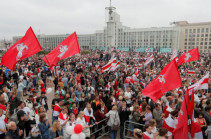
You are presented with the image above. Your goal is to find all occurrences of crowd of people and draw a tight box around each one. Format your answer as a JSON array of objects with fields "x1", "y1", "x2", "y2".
[{"x1": 0, "y1": 50, "x2": 210, "y2": 139}]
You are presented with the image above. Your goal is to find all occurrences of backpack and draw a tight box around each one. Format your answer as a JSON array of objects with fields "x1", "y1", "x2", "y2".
[{"x1": 10, "y1": 109, "x2": 21, "y2": 124}]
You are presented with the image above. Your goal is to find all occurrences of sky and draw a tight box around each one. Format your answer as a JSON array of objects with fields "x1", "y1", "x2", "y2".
[{"x1": 0, "y1": 0, "x2": 211, "y2": 40}]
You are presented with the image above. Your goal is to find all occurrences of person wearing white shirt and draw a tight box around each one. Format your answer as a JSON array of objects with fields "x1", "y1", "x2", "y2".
[
  {"x1": 124, "y1": 87, "x2": 132, "y2": 107},
  {"x1": 0, "y1": 109, "x2": 6, "y2": 138}
]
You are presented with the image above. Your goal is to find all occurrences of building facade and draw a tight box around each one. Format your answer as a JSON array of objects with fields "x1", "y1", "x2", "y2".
[{"x1": 176, "y1": 21, "x2": 211, "y2": 53}]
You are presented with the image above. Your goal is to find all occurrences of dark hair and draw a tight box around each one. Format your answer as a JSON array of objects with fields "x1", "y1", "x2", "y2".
[
  {"x1": 41, "y1": 92, "x2": 45, "y2": 95},
  {"x1": 144, "y1": 124, "x2": 150, "y2": 131},
  {"x1": 171, "y1": 110, "x2": 178, "y2": 117},
  {"x1": 205, "y1": 106, "x2": 211, "y2": 112},
  {"x1": 17, "y1": 101, "x2": 23, "y2": 107},
  {"x1": 96, "y1": 104, "x2": 101, "y2": 110},
  {"x1": 158, "y1": 128, "x2": 168, "y2": 136},
  {"x1": 169, "y1": 101, "x2": 174, "y2": 106}
]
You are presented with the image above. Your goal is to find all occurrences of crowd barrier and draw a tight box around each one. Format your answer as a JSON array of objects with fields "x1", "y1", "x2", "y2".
[
  {"x1": 90, "y1": 118, "x2": 109, "y2": 139},
  {"x1": 124, "y1": 120, "x2": 145, "y2": 139}
]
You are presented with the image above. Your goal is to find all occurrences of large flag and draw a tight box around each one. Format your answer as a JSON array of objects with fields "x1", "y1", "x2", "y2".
[
  {"x1": 1, "y1": 27, "x2": 42, "y2": 70},
  {"x1": 144, "y1": 55, "x2": 154, "y2": 66},
  {"x1": 43, "y1": 32, "x2": 80, "y2": 67},
  {"x1": 178, "y1": 48, "x2": 199, "y2": 66},
  {"x1": 101, "y1": 58, "x2": 116, "y2": 72},
  {"x1": 142, "y1": 59, "x2": 182, "y2": 101},
  {"x1": 173, "y1": 90, "x2": 189, "y2": 139},
  {"x1": 173, "y1": 89, "x2": 195, "y2": 138},
  {"x1": 188, "y1": 72, "x2": 209, "y2": 91}
]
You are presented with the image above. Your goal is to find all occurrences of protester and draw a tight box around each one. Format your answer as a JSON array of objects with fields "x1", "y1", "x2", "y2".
[
  {"x1": 38, "y1": 113, "x2": 50, "y2": 139},
  {"x1": 49, "y1": 120, "x2": 63, "y2": 139},
  {"x1": 106, "y1": 105, "x2": 120, "y2": 139}
]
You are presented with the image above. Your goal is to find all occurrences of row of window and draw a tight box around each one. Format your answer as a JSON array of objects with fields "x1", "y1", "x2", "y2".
[
  {"x1": 185, "y1": 34, "x2": 211, "y2": 38},
  {"x1": 185, "y1": 28, "x2": 211, "y2": 33},
  {"x1": 184, "y1": 46, "x2": 211, "y2": 49},
  {"x1": 184, "y1": 42, "x2": 211, "y2": 45}
]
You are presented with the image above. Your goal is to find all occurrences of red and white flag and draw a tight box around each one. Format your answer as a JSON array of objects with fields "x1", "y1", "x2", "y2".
[
  {"x1": 171, "y1": 50, "x2": 177, "y2": 60},
  {"x1": 144, "y1": 55, "x2": 154, "y2": 66},
  {"x1": 125, "y1": 77, "x2": 135, "y2": 84},
  {"x1": 43, "y1": 32, "x2": 80, "y2": 67},
  {"x1": 188, "y1": 73, "x2": 209, "y2": 91},
  {"x1": 187, "y1": 70, "x2": 195, "y2": 74},
  {"x1": 109, "y1": 61, "x2": 120, "y2": 72},
  {"x1": 178, "y1": 48, "x2": 199, "y2": 66},
  {"x1": 1, "y1": 27, "x2": 42, "y2": 70},
  {"x1": 142, "y1": 59, "x2": 182, "y2": 102},
  {"x1": 101, "y1": 58, "x2": 116, "y2": 72}
]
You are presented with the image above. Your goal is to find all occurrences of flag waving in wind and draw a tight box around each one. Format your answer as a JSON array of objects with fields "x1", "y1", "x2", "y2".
[
  {"x1": 178, "y1": 48, "x2": 199, "y2": 66},
  {"x1": 188, "y1": 72, "x2": 209, "y2": 91},
  {"x1": 142, "y1": 59, "x2": 182, "y2": 102},
  {"x1": 144, "y1": 55, "x2": 154, "y2": 66},
  {"x1": 43, "y1": 32, "x2": 80, "y2": 67},
  {"x1": 1, "y1": 27, "x2": 42, "y2": 70}
]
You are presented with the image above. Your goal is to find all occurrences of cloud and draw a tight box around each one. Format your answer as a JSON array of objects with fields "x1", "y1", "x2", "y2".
[{"x1": 0, "y1": 0, "x2": 211, "y2": 40}]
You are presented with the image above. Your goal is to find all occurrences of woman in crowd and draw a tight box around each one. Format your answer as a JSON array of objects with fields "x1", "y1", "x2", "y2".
[
  {"x1": 196, "y1": 112, "x2": 207, "y2": 136},
  {"x1": 105, "y1": 105, "x2": 120, "y2": 139},
  {"x1": 38, "y1": 113, "x2": 50, "y2": 139},
  {"x1": 49, "y1": 120, "x2": 63, "y2": 139},
  {"x1": 35, "y1": 106, "x2": 48, "y2": 126},
  {"x1": 65, "y1": 113, "x2": 77, "y2": 139},
  {"x1": 133, "y1": 128, "x2": 142, "y2": 139},
  {"x1": 76, "y1": 111, "x2": 91, "y2": 139}
]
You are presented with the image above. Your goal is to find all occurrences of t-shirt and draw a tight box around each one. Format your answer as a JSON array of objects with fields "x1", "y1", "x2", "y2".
[
  {"x1": 0, "y1": 119, "x2": 6, "y2": 134},
  {"x1": 124, "y1": 92, "x2": 132, "y2": 104}
]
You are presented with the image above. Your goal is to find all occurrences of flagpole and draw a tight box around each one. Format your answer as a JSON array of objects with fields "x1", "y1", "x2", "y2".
[
  {"x1": 184, "y1": 88, "x2": 192, "y2": 138},
  {"x1": 44, "y1": 55, "x2": 51, "y2": 68}
]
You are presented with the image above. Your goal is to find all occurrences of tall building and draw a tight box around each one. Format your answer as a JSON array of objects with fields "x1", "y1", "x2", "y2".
[{"x1": 176, "y1": 21, "x2": 211, "y2": 53}]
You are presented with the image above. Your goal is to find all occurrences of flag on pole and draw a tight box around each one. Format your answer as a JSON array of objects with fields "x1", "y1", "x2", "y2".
[
  {"x1": 101, "y1": 58, "x2": 116, "y2": 72},
  {"x1": 1, "y1": 27, "x2": 42, "y2": 70},
  {"x1": 173, "y1": 90, "x2": 190, "y2": 139},
  {"x1": 144, "y1": 55, "x2": 154, "y2": 66},
  {"x1": 109, "y1": 61, "x2": 120, "y2": 72},
  {"x1": 42, "y1": 32, "x2": 80, "y2": 67},
  {"x1": 178, "y1": 48, "x2": 199, "y2": 66},
  {"x1": 142, "y1": 59, "x2": 182, "y2": 102}
]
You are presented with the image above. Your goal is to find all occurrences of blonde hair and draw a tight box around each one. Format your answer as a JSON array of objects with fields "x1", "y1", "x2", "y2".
[
  {"x1": 112, "y1": 105, "x2": 118, "y2": 110},
  {"x1": 52, "y1": 120, "x2": 61, "y2": 132}
]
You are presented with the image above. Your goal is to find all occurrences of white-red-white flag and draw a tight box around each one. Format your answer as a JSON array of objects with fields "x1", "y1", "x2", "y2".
[
  {"x1": 109, "y1": 61, "x2": 120, "y2": 72},
  {"x1": 188, "y1": 72, "x2": 209, "y2": 91},
  {"x1": 144, "y1": 55, "x2": 154, "y2": 66},
  {"x1": 101, "y1": 58, "x2": 116, "y2": 72},
  {"x1": 187, "y1": 70, "x2": 195, "y2": 74}
]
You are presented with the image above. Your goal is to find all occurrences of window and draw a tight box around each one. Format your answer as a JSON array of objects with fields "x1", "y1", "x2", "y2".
[
  {"x1": 205, "y1": 34, "x2": 208, "y2": 37},
  {"x1": 196, "y1": 42, "x2": 199, "y2": 45},
  {"x1": 197, "y1": 34, "x2": 200, "y2": 37},
  {"x1": 205, "y1": 42, "x2": 207, "y2": 45},
  {"x1": 205, "y1": 46, "x2": 207, "y2": 49},
  {"x1": 189, "y1": 29, "x2": 192, "y2": 33},
  {"x1": 200, "y1": 42, "x2": 203, "y2": 45},
  {"x1": 201, "y1": 38, "x2": 204, "y2": 41},
  {"x1": 184, "y1": 46, "x2": 187, "y2": 49},
  {"x1": 197, "y1": 29, "x2": 200, "y2": 33},
  {"x1": 193, "y1": 29, "x2": 196, "y2": 33},
  {"x1": 184, "y1": 42, "x2": 187, "y2": 45},
  {"x1": 206, "y1": 28, "x2": 209, "y2": 33},
  {"x1": 202, "y1": 28, "x2": 204, "y2": 33}
]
